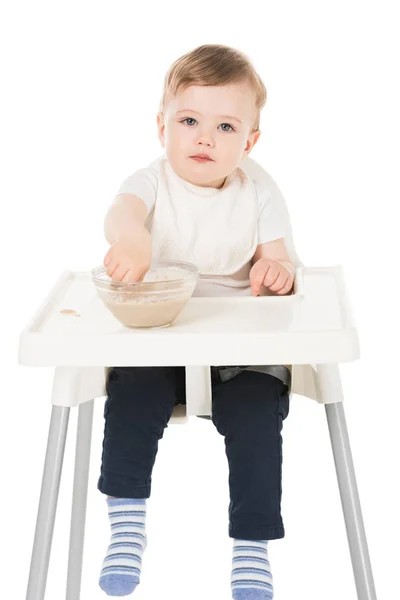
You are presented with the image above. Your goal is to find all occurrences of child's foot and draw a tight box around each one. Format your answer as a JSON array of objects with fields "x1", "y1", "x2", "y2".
[
  {"x1": 231, "y1": 539, "x2": 273, "y2": 599},
  {"x1": 99, "y1": 498, "x2": 147, "y2": 596}
]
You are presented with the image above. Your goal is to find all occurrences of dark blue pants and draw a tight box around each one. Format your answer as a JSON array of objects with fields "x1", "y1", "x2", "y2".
[{"x1": 98, "y1": 366, "x2": 290, "y2": 540}]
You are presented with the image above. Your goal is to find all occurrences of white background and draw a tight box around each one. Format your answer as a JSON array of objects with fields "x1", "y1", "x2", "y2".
[{"x1": 1, "y1": 1, "x2": 399, "y2": 599}]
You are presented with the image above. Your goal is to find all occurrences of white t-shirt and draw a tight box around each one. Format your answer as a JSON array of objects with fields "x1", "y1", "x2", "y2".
[{"x1": 116, "y1": 156, "x2": 291, "y2": 297}]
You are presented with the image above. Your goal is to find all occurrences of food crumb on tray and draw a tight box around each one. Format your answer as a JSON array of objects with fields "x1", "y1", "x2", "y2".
[{"x1": 60, "y1": 309, "x2": 80, "y2": 317}]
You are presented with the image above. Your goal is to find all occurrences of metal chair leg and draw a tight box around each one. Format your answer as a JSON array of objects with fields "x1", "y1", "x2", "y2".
[
  {"x1": 66, "y1": 400, "x2": 94, "y2": 600},
  {"x1": 26, "y1": 406, "x2": 70, "y2": 600},
  {"x1": 325, "y1": 401, "x2": 377, "y2": 600}
]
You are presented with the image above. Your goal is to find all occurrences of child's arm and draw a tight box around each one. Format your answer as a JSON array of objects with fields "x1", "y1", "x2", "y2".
[
  {"x1": 250, "y1": 238, "x2": 296, "y2": 296},
  {"x1": 104, "y1": 193, "x2": 147, "y2": 244},
  {"x1": 103, "y1": 194, "x2": 152, "y2": 282}
]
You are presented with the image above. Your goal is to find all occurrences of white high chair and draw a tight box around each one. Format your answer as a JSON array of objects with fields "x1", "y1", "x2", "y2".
[{"x1": 19, "y1": 157, "x2": 377, "y2": 600}]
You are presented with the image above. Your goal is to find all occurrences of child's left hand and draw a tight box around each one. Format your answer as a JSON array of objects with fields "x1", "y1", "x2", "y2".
[{"x1": 249, "y1": 258, "x2": 295, "y2": 296}]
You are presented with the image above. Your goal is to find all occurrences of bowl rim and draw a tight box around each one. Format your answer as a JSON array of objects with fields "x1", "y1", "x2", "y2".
[{"x1": 91, "y1": 260, "x2": 199, "y2": 287}]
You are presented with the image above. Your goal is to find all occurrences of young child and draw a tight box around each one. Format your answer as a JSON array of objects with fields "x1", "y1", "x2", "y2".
[{"x1": 98, "y1": 44, "x2": 295, "y2": 599}]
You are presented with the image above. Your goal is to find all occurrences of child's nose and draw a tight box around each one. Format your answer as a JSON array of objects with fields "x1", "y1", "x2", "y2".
[{"x1": 196, "y1": 130, "x2": 215, "y2": 147}]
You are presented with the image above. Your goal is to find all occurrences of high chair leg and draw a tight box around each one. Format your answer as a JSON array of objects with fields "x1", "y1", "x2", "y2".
[
  {"x1": 325, "y1": 400, "x2": 377, "y2": 600},
  {"x1": 66, "y1": 400, "x2": 94, "y2": 600},
  {"x1": 26, "y1": 405, "x2": 70, "y2": 600}
]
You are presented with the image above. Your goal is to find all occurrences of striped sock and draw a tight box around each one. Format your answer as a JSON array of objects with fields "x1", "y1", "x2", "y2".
[
  {"x1": 231, "y1": 539, "x2": 273, "y2": 599},
  {"x1": 99, "y1": 498, "x2": 147, "y2": 597}
]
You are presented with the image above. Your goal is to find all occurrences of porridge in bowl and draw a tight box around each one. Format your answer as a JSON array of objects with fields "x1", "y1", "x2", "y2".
[{"x1": 92, "y1": 262, "x2": 198, "y2": 328}]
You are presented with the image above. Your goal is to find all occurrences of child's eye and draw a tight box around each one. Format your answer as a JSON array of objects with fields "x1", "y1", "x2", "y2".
[
  {"x1": 181, "y1": 118, "x2": 197, "y2": 126},
  {"x1": 219, "y1": 123, "x2": 234, "y2": 132}
]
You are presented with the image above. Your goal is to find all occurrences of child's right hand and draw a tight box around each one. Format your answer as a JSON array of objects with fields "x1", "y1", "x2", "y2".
[{"x1": 103, "y1": 228, "x2": 152, "y2": 282}]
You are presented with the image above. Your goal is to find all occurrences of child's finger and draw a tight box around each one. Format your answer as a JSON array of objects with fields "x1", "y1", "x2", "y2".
[
  {"x1": 119, "y1": 268, "x2": 131, "y2": 282},
  {"x1": 274, "y1": 276, "x2": 289, "y2": 294},
  {"x1": 277, "y1": 277, "x2": 294, "y2": 295},
  {"x1": 262, "y1": 266, "x2": 280, "y2": 288},
  {"x1": 105, "y1": 260, "x2": 118, "y2": 278},
  {"x1": 250, "y1": 262, "x2": 268, "y2": 295},
  {"x1": 104, "y1": 249, "x2": 112, "y2": 267},
  {"x1": 250, "y1": 279, "x2": 261, "y2": 296},
  {"x1": 268, "y1": 271, "x2": 287, "y2": 291},
  {"x1": 121, "y1": 268, "x2": 142, "y2": 283},
  {"x1": 110, "y1": 264, "x2": 127, "y2": 281}
]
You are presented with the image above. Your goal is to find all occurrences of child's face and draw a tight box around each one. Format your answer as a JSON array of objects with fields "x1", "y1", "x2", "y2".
[{"x1": 157, "y1": 82, "x2": 260, "y2": 188}]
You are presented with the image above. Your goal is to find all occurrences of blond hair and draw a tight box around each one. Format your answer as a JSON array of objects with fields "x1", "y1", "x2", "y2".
[{"x1": 160, "y1": 44, "x2": 267, "y2": 130}]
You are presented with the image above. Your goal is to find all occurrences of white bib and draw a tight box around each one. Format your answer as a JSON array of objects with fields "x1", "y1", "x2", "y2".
[{"x1": 150, "y1": 159, "x2": 259, "y2": 277}]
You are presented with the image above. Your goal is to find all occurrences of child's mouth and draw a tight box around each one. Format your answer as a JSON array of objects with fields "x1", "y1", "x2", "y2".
[{"x1": 190, "y1": 154, "x2": 214, "y2": 163}]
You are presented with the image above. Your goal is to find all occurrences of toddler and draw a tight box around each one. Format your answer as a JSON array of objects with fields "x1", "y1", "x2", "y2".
[{"x1": 98, "y1": 44, "x2": 295, "y2": 599}]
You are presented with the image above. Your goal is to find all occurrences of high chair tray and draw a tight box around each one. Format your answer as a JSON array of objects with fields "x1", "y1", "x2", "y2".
[{"x1": 19, "y1": 266, "x2": 359, "y2": 367}]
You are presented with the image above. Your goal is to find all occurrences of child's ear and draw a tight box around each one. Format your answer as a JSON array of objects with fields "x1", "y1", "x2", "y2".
[
  {"x1": 243, "y1": 130, "x2": 261, "y2": 157},
  {"x1": 157, "y1": 113, "x2": 165, "y2": 147}
]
